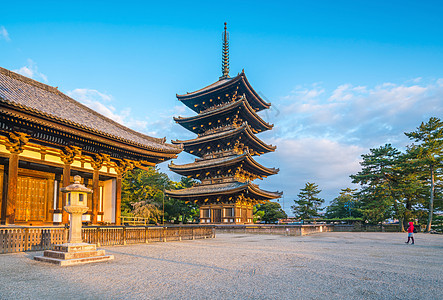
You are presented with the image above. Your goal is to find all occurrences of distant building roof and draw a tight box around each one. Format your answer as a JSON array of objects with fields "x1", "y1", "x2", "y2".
[{"x1": 0, "y1": 67, "x2": 181, "y2": 154}]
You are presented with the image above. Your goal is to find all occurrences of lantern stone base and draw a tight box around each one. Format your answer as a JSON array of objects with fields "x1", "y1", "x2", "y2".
[{"x1": 34, "y1": 243, "x2": 114, "y2": 266}]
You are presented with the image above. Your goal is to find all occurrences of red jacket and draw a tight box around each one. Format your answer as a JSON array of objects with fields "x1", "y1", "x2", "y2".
[{"x1": 407, "y1": 222, "x2": 414, "y2": 233}]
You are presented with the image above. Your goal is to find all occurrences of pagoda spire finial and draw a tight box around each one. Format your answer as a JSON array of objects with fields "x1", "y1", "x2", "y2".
[{"x1": 220, "y1": 22, "x2": 230, "y2": 80}]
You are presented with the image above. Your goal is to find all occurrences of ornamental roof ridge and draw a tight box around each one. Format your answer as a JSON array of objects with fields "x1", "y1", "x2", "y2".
[{"x1": 0, "y1": 66, "x2": 182, "y2": 154}]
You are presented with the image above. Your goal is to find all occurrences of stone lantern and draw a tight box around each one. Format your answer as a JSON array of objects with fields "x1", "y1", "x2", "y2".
[
  {"x1": 61, "y1": 175, "x2": 91, "y2": 243},
  {"x1": 34, "y1": 175, "x2": 113, "y2": 266}
]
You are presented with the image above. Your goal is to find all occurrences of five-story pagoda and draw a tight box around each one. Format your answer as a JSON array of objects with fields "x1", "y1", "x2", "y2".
[{"x1": 166, "y1": 23, "x2": 282, "y2": 224}]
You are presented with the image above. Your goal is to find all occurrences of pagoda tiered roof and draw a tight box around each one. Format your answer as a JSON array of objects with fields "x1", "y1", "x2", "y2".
[
  {"x1": 171, "y1": 123, "x2": 276, "y2": 157},
  {"x1": 166, "y1": 181, "x2": 282, "y2": 201},
  {"x1": 169, "y1": 152, "x2": 279, "y2": 178},
  {"x1": 176, "y1": 72, "x2": 271, "y2": 113},
  {"x1": 167, "y1": 23, "x2": 282, "y2": 217},
  {"x1": 173, "y1": 96, "x2": 273, "y2": 135}
]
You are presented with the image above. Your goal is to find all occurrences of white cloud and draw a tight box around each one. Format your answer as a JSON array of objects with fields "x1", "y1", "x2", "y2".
[
  {"x1": 274, "y1": 78, "x2": 443, "y2": 148},
  {"x1": 67, "y1": 88, "x2": 128, "y2": 125},
  {"x1": 0, "y1": 26, "x2": 10, "y2": 41},
  {"x1": 257, "y1": 137, "x2": 363, "y2": 215},
  {"x1": 253, "y1": 78, "x2": 443, "y2": 214},
  {"x1": 13, "y1": 59, "x2": 48, "y2": 83}
]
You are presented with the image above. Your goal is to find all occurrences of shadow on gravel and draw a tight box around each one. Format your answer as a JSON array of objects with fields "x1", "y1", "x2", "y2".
[{"x1": 104, "y1": 249, "x2": 230, "y2": 272}]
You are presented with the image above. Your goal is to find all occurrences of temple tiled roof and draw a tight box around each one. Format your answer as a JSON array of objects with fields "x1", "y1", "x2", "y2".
[
  {"x1": 0, "y1": 67, "x2": 181, "y2": 153},
  {"x1": 165, "y1": 181, "x2": 281, "y2": 199}
]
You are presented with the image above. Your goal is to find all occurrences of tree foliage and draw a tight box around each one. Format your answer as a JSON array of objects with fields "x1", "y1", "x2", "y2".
[
  {"x1": 343, "y1": 117, "x2": 443, "y2": 229},
  {"x1": 291, "y1": 182, "x2": 324, "y2": 220},
  {"x1": 350, "y1": 144, "x2": 401, "y2": 224},
  {"x1": 325, "y1": 188, "x2": 361, "y2": 219},
  {"x1": 254, "y1": 202, "x2": 287, "y2": 223},
  {"x1": 122, "y1": 167, "x2": 199, "y2": 224},
  {"x1": 404, "y1": 117, "x2": 443, "y2": 231}
]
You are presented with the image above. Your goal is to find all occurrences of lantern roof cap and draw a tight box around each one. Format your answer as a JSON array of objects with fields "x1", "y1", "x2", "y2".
[{"x1": 61, "y1": 175, "x2": 93, "y2": 194}]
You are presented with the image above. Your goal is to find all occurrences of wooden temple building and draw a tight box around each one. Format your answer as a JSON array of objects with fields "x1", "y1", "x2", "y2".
[
  {"x1": 166, "y1": 23, "x2": 281, "y2": 224},
  {"x1": 0, "y1": 66, "x2": 181, "y2": 225}
]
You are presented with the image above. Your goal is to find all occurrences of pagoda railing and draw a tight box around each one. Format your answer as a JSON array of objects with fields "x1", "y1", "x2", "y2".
[{"x1": 0, "y1": 225, "x2": 215, "y2": 254}]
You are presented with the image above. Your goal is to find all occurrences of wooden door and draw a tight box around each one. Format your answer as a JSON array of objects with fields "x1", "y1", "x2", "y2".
[
  {"x1": 213, "y1": 209, "x2": 222, "y2": 223},
  {"x1": 16, "y1": 176, "x2": 47, "y2": 222},
  {"x1": 241, "y1": 208, "x2": 247, "y2": 223}
]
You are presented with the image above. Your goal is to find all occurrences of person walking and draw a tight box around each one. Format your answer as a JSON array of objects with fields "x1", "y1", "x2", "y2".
[{"x1": 405, "y1": 221, "x2": 415, "y2": 245}]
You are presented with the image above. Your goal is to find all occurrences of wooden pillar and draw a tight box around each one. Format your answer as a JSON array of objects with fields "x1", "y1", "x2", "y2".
[
  {"x1": 91, "y1": 154, "x2": 108, "y2": 225},
  {"x1": 61, "y1": 163, "x2": 71, "y2": 224},
  {"x1": 115, "y1": 173, "x2": 122, "y2": 225},
  {"x1": 5, "y1": 152, "x2": 19, "y2": 224},
  {"x1": 92, "y1": 167, "x2": 100, "y2": 224},
  {"x1": 4, "y1": 132, "x2": 29, "y2": 225}
]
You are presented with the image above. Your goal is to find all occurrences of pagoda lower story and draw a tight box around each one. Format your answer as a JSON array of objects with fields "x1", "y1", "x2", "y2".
[
  {"x1": 167, "y1": 180, "x2": 281, "y2": 224},
  {"x1": 200, "y1": 202, "x2": 252, "y2": 224}
]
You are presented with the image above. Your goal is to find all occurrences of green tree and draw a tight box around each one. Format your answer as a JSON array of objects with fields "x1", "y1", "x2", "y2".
[
  {"x1": 405, "y1": 117, "x2": 443, "y2": 231},
  {"x1": 291, "y1": 182, "x2": 324, "y2": 220},
  {"x1": 350, "y1": 144, "x2": 401, "y2": 224},
  {"x1": 394, "y1": 151, "x2": 428, "y2": 230},
  {"x1": 122, "y1": 167, "x2": 169, "y2": 223},
  {"x1": 253, "y1": 205, "x2": 265, "y2": 223},
  {"x1": 325, "y1": 188, "x2": 361, "y2": 219},
  {"x1": 255, "y1": 202, "x2": 287, "y2": 223},
  {"x1": 165, "y1": 176, "x2": 199, "y2": 224}
]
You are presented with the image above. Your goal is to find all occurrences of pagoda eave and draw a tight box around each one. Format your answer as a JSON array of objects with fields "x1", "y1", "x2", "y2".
[
  {"x1": 174, "y1": 96, "x2": 273, "y2": 134},
  {"x1": 171, "y1": 123, "x2": 276, "y2": 157},
  {"x1": 169, "y1": 152, "x2": 279, "y2": 178},
  {"x1": 165, "y1": 181, "x2": 282, "y2": 201},
  {"x1": 177, "y1": 72, "x2": 271, "y2": 113}
]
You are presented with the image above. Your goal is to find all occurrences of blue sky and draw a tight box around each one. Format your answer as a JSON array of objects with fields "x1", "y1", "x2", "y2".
[{"x1": 1, "y1": 1, "x2": 442, "y2": 215}]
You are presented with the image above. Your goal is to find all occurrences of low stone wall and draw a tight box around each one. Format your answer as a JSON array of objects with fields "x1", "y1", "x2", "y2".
[
  {"x1": 214, "y1": 224, "x2": 333, "y2": 236},
  {"x1": 333, "y1": 224, "x2": 403, "y2": 232}
]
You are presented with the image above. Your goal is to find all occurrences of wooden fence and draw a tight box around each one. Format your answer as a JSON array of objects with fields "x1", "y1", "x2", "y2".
[{"x1": 0, "y1": 225, "x2": 215, "y2": 254}]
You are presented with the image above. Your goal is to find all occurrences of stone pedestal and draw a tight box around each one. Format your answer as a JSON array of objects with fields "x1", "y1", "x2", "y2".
[{"x1": 34, "y1": 243, "x2": 114, "y2": 266}]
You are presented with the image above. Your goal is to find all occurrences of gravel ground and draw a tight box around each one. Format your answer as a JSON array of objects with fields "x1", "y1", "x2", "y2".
[{"x1": 0, "y1": 232, "x2": 442, "y2": 300}]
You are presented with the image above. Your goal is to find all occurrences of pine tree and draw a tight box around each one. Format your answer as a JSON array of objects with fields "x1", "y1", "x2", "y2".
[
  {"x1": 405, "y1": 117, "x2": 443, "y2": 231},
  {"x1": 291, "y1": 182, "x2": 324, "y2": 220},
  {"x1": 350, "y1": 144, "x2": 401, "y2": 224}
]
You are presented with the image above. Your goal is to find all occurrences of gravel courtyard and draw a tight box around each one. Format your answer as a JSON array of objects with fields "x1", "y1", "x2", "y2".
[{"x1": 0, "y1": 232, "x2": 442, "y2": 300}]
